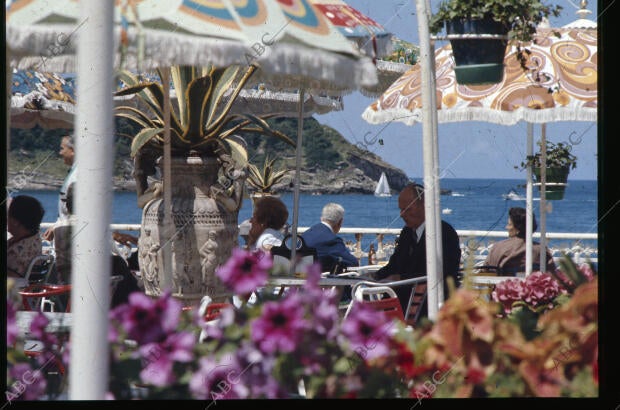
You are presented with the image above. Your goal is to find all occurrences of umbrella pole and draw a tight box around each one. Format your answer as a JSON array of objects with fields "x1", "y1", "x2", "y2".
[
  {"x1": 290, "y1": 88, "x2": 305, "y2": 275},
  {"x1": 525, "y1": 123, "x2": 534, "y2": 276},
  {"x1": 539, "y1": 123, "x2": 548, "y2": 271},
  {"x1": 161, "y1": 67, "x2": 173, "y2": 291},
  {"x1": 415, "y1": 0, "x2": 441, "y2": 320},
  {"x1": 69, "y1": 0, "x2": 113, "y2": 399}
]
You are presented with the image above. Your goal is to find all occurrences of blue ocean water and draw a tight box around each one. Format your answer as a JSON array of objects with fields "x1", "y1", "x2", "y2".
[{"x1": 18, "y1": 178, "x2": 598, "y2": 250}]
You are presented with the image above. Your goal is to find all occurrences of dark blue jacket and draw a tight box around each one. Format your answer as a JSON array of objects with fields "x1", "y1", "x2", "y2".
[
  {"x1": 301, "y1": 223, "x2": 359, "y2": 273},
  {"x1": 373, "y1": 220, "x2": 462, "y2": 317}
]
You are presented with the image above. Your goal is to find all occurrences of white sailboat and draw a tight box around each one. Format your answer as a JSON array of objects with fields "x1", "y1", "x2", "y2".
[{"x1": 374, "y1": 172, "x2": 391, "y2": 197}]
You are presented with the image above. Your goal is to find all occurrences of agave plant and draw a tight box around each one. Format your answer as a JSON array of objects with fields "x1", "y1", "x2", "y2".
[
  {"x1": 114, "y1": 64, "x2": 295, "y2": 162},
  {"x1": 246, "y1": 156, "x2": 289, "y2": 194}
]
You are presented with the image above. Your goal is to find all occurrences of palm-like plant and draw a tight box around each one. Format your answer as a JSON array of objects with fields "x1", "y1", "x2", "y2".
[
  {"x1": 246, "y1": 156, "x2": 289, "y2": 194},
  {"x1": 114, "y1": 64, "x2": 295, "y2": 161}
]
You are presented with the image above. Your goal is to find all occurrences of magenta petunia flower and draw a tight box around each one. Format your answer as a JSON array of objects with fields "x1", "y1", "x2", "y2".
[
  {"x1": 7, "y1": 363, "x2": 47, "y2": 401},
  {"x1": 6, "y1": 300, "x2": 19, "y2": 346},
  {"x1": 139, "y1": 331, "x2": 196, "y2": 386},
  {"x1": 250, "y1": 294, "x2": 307, "y2": 353},
  {"x1": 233, "y1": 342, "x2": 285, "y2": 398},
  {"x1": 216, "y1": 248, "x2": 271, "y2": 295},
  {"x1": 189, "y1": 356, "x2": 249, "y2": 400},
  {"x1": 340, "y1": 303, "x2": 392, "y2": 360},
  {"x1": 110, "y1": 291, "x2": 182, "y2": 345},
  {"x1": 28, "y1": 311, "x2": 59, "y2": 348}
]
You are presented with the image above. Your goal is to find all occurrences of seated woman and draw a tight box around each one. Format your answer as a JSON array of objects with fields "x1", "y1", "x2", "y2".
[
  {"x1": 247, "y1": 196, "x2": 289, "y2": 252},
  {"x1": 484, "y1": 207, "x2": 556, "y2": 275},
  {"x1": 7, "y1": 195, "x2": 45, "y2": 280}
]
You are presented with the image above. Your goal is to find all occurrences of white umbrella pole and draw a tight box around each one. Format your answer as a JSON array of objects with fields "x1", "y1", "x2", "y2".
[
  {"x1": 525, "y1": 123, "x2": 534, "y2": 276},
  {"x1": 290, "y1": 88, "x2": 305, "y2": 274},
  {"x1": 428, "y1": 20, "x2": 444, "y2": 306},
  {"x1": 539, "y1": 123, "x2": 548, "y2": 271},
  {"x1": 161, "y1": 67, "x2": 174, "y2": 291},
  {"x1": 69, "y1": 0, "x2": 114, "y2": 399},
  {"x1": 415, "y1": 0, "x2": 440, "y2": 320}
]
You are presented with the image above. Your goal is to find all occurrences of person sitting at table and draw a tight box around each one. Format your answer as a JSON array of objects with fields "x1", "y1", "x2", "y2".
[
  {"x1": 7, "y1": 195, "x2": 45, "y2": 280},
  {"x1": 247, "y1": 196, "x2": 289, "y2": 252},
  {"x1": 371, "y1": 183, "x2": 462, "y2": 319},
  {"x1": 484, "y1": 207, "x2": 556, "y2": 275},
  {"x1": 301, "y1": 202, "x2": 358, "y2": 274}
]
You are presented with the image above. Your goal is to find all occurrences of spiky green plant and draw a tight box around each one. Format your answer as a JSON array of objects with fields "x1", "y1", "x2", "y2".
[
  {"x1": 114, "y1": 64, "x2": 295, "y2": 164},
  {"x1": 246, "y1": 156, "x2": 289, "y2": 194}
]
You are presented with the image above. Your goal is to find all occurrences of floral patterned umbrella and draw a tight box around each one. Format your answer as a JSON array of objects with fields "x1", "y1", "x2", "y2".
[{"x1": 363, "y1": 25, "x2": 596, "y2": 125}]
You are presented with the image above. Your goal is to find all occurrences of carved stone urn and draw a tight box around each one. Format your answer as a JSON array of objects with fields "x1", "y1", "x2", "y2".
[{"x1": 138, "y1": 153, "x2": 245, "y2": 305}]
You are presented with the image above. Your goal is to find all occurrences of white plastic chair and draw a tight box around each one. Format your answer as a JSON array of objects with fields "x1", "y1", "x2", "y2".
[{"x1": 344, "y1": 276, "x2": 428, "y2": 327}]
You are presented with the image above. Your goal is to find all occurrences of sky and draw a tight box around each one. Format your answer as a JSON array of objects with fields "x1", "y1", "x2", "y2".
[{"x1": 317, "y1": 0, "x2": 599, "y2": 181}]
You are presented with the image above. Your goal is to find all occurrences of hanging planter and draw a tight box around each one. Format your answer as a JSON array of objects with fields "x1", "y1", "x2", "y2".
[
  {"x1": 445, "y1": 18, "x2": 508, "y2": 85},
  {"x1": 429, "y1": 0, "x2": 563, "y2": 85},
  {"x1": 516, "y1": 140, "x2": 577, "y2": 201},
  {"x1": 533, "y1": 165, "x2": 570, "y2": 200}
]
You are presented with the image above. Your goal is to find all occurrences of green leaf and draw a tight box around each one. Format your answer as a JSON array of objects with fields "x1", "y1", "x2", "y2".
[
  {"x1": 130, "y1": 127, "x2": 165, "y2": 157},
  {"x1": 182, "y1": 75, "x2": 212, "y2": 143}
]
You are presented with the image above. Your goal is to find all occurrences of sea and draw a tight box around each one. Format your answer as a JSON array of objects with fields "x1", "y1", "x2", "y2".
[{"x1": 17, "y1": 178, "x2": 599, "y2": 252}]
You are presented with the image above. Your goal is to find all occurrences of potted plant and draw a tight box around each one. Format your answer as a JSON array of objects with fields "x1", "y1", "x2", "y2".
[
  {"x1": 114, "y1": 65, "x2": 295, "y2": 304},
  {"x1": 429, "y1": 0, "x2": 562, "y2": 85},
  {"x1": 516, "y1": 140, "x2": 577, "y2": 200},
  {"x1": 246, "y1": 155, "x2": 289, "y2": 204}
]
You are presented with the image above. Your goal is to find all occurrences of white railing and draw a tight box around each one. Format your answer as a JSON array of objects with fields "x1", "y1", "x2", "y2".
[{"x1": 41, "y1": 223, "x2": 598, "y2": 267}]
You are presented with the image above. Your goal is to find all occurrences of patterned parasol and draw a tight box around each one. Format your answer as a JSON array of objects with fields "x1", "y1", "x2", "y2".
[
  {"x1": 6, "y1": 0, "x2": 378, "y2": 94},
  {"x1": 363, "y1": 25, "x2": 596, "y2": 125}
]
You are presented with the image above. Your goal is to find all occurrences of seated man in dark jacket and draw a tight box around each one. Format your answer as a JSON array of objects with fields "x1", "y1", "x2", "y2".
[
  {"x1": 372, "y1": 183, "x2": 461, "y2": 319},
  {"x1": 302, "y1": 202, "x2": 359, "y2": 274}
]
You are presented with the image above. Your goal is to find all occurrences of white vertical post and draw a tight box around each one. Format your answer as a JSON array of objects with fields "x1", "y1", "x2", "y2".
[
  {"x1": 539, "y1": 123, "x2": 548, "y2": 271},
  {"x1": 161, "y1": 67, "x2": 173, "y2": 291},
  {"x1": 69, "y1": 0, "x2": 114, "y2": 399},
  {"x1": 415, "y1": 0, "x2": 442, "y2": 320},
  {"x1": 290, "y1": 88, "x2": 305, "y2": 273},
  {"x1": 525, "y1": 123, "x2": 534, "y2": 276}
]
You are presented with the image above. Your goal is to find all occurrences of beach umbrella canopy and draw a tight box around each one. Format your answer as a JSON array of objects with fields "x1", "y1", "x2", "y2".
[
  {"x1": 363, "y1": 26, "x2": 596, "y2": 125},
  {"x1": 363, "y1": 7, "x2": 597, "y2": 279},
  {"x1": 8, "y1": 68, "x2": 343, "y2": 132},
  {"x1": 309, "y1": 0, "x2": 392, "y2": 58},
  {"x1": 6, "y1": 0, "x2": 378, "y2": 93},
  {"x1": 9, "y1": 69, "x2": 75, "y2": 129},
  {"x1": 309, "y1": 0, "x2": 419, "y2": 97}
]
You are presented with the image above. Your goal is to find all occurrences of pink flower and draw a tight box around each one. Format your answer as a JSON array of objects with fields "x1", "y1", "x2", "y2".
[
  {"x1": 189, "y1": 356, "x2": 249, "y2": 400},
  {"x1": 340, "y1": 303, "x2": 393, "y2": 360},
  {"x1": 139, "y1": 331, "x2": 196, "y2": 386},
  {"x1": 6, "y1": 300, "x2": 19, "y2": 346},
  {"x1": 492, "y1": 278, "x2": 525, "y2": 314},
  {"x1": 522, "y1": 272, "x2": 562, "y2": 308},
  {"x1": 110, "y1": 291, "x2": 182, "y2": 345},
  {"x1": 250, "y1": 293, "x2": 306, "y2": 353},
  {"x1": 216, "y1": 248, "x2": 271, "y2": 295},
  {"x1": 493, "y1": 272, "x2": 563, "y2": 314}
]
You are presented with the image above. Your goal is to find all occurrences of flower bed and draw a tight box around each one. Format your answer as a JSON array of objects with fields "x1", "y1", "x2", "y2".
[{"x1": 6, "y1": 252, "x2": 597, "y2": 400}]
